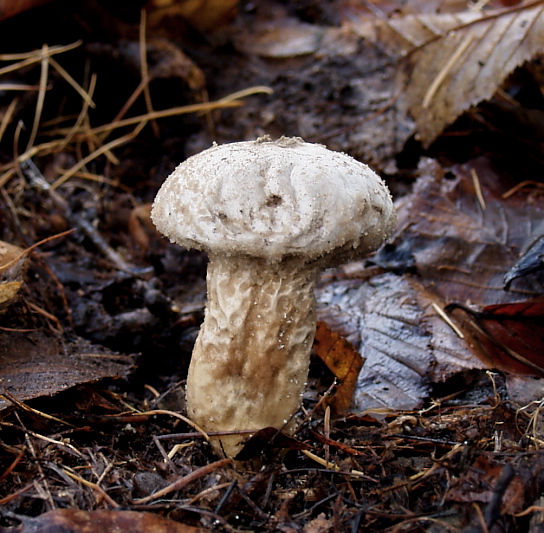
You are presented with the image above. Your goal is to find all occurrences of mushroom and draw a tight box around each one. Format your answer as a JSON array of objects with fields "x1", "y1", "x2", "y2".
[{"x1": 151, "y1": 136, "x2": 396, "y2": 457}]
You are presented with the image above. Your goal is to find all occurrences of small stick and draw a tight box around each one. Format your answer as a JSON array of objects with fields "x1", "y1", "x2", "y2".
[
  {"x1": 0, "y1": 446, "x2": 26, "y2": 482},
  {"x1": 301, "y1": 450, "x2": 376, "y2": 481},
  {"x1": 133, "y1": 458, "x2": 233, "y2": 504},
  {"x1": 0, "y1": 481, "x2": 36, "y2": 506},
  {"x1": 63, "y1": 469, "x2": 120, "y2": 508},
  {"x1": 1, "y1": 392, "x2": 76, "y2": 428}
]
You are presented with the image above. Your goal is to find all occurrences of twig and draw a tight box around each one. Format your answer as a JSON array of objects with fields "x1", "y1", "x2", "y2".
[
  {"x1": 0, "y1": 446, "x2": 26, "y2": 482},
  {"x1": 0, "y1": 481, "x2": 36, "y2": 506},
  {"x1": 0, "y1": 392, "x2": 76, "y2": 428},
  {"x1": 62, "y1": 469, "x2": 120, "y2": 508},
  {"x1": 132, "y1": 457, "x2": 233, "y2": 504},
  {"x1": 20, "y1": 158, "x2": 151, "y2": 275},
  {"x1": 0, "y1": 228, "x2": 75, "y2": 272}
]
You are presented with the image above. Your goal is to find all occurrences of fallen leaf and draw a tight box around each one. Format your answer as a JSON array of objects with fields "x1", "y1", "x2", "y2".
[
  {"x1": 313, "y1": 321, "x2": 363, "y2": 416},
  {"x1": 395, "y1": 157, "x2": 544, "y2": 306},
  {"x1": 5, "y1": 509, "x2": 207, "y2": 533},
  {"x1": 320, "y1": 156, "x2": 544, "y2": 412},
  {"x1": 147, "y1": 0, "x2": 239, "y2": 33},
  {"x1": 0, "y1": 231, "x2": 75, "y2": 312},
  {"x1": 318, "y1": 273, "x2": 485, "y2": 412},
  {"x1": 447, "y1": 456, "x2": 525, "y2": 515},
  {"x1": 0, "y1": 0, "x2": 53, "y2": 22},
  {"x1": 448, "y1": 298, "x2": 544, "y2": 376},
  {"x1": 504, "y1": 233, "x2": 544, "y2": 289},
  {"x1": 0, "y1": 240, "x2": 27, "y2": 312},
  {"x1": 234, "y1": 17, "x2": 325, "y2": 58},
  {"x1": 0, "y1": 281, "x2": 23, "y2": 312},
  {"x1": 0, "y1": 330, "x2": 134, "y2": 411},
  {"x1": 350, "y1": 1, "x2": 544, "y2": 146}
]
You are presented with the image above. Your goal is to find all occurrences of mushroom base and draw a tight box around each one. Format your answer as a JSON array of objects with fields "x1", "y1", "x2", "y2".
[{"x1": 186, "y1": 254, "x2": 317, "y2": 458}]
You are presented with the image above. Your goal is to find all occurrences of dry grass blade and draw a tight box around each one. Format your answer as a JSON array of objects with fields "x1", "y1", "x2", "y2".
[
  {"x1": 57, "y1": 73, "x2": 97, "y2": 150},
  {"x1": 0, "y1": 41, "x2": 81, "y2": 77},
  {"x1": 0, "y1": 97, "x2": 18, "y2": 144},
  {"x1": 51, "y1": 125, "x2": 143, "y2": 190},
  {"x1": 26, "y1": 44, "x2": 50, "y2": 151},
  {"x1": 139, "y1": 8, "x2": 159, "y2": 138},
  {"x1": 84, "y1": 87, "x2": 270, "y2": 138},
  {"x1": 48, "y1": 56, "x2": 95, "y2": 108}
]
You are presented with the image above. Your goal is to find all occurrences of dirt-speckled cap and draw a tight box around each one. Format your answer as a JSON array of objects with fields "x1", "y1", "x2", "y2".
[{"x1": 151, "y1": 136, "x2": 396, "y2": 263}]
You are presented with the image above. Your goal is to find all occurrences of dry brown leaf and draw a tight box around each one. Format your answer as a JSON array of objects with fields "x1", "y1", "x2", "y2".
[
  {"x1": 313, "y1": 321, "x2": 363, "y2": 416},
  {"x1": 8, "y1": 509, "x2": 207, "y2": 533},
  {"x1": 318, "y1": 273, "x2": 485, "y2": 412},
  {"x1": 0, "y1": 330, "x2": 134, "y2": 411},
  {"x1": 234, "y1": 17, "x2": 325, "y2": 58},
  {"x1": 448, "y1": 298, "x2": 544, "y2": 376},
  {"x1": 446, "y1": 456, "x2": 525, "y2": 515},
  {"x1": 128, "y1": 203, "x2": 154, "y2": 254},
  {"x1": 395, "y1": 158, "x2": 544, "y2": 306},
  {"x1": 0, "y1": 0, "x2": 53, "y2": 22},
  {"x1": 0, "y1": 240, "x2": 27, "y2": 312},
  {"x1": 351, "y1": 1, "x2": 544, "y2": 146},
  {"x1": 319, "y1": 156, "x2": 544, "y2": 412},
  {"x1": 147, "y1": 0, "x2": 239, "y2": 33},
  {"x1": 0, "y1": 281, "x2": 23, "y2": 311}
]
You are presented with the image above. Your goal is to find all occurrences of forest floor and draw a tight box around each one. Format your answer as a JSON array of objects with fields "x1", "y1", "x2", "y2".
[{"x1": 1, "y1": 1, "x2": 544, "y2": 532}]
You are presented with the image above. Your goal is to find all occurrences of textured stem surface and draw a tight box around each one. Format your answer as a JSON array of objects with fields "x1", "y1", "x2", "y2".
[{"x1": 186, "y1": 254, "x2": 317, "y2": 457}]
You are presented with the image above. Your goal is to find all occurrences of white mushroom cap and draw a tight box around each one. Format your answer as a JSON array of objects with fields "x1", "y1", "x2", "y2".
[{"x1": 151, "y1": 136, "x2": 396, "y2": 265}]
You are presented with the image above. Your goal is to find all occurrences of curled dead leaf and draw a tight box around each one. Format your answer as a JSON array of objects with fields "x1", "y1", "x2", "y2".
[
  {"x1": 0, "y1": 241, "x2": 27, "y2": 312},
  {"x1": 351, "y1": 2, "x2": 544, "y2": 146},
  {"x1": 147, "y1": 0, "x2": 239, "y2": 33},
  {"x1": 448, "y1": 298, "x2": 544, "y2": 377},
  {"x1": 313, "y1": 321, "x2": 363, "y2": 416}
]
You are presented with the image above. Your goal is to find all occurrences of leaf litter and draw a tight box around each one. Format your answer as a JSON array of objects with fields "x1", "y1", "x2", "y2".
[{"x1": 0, "y1": 0, "x2": 544, "y2": 531}]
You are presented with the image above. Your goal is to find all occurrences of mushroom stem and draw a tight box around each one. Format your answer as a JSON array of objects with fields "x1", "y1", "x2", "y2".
[{"x1": 186, "y1": 253, "x2": 317, "y2": 457}]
